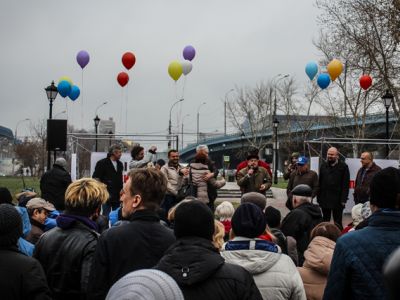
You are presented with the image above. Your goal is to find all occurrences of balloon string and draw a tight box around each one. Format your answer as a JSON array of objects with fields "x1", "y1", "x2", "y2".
[
  {"x1": 81, "y1": 70, "x2": 84, "y2": 129},
  {"x1": 182, "y1": 76, "x2": 187, "y2": 99},
  {"x1": 125, "y1": 83, "x2": 129, "y2": 134},
  {"x1": 65, "y1": 99, "x2": 69, "y2": 121},
  {"x1": 120, "y1": 88, "x2": 124, "y2": 134}
]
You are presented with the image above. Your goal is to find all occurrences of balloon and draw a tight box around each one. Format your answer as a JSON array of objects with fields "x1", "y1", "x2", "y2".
[
  {"x1": 181, "y1": 61, "x2": 193, "y2": 76},
  {"x1": 117, "y1": 72, "x2": 129, "y2": 87},
  {"x1": 58, "y1": 80, "x2": 72, "y2": 98},
  {"x1": 360, "y1": 75, "x2": 372, "y2": 90},
  {"x1": 76, "y1": 50, "x2": 90, "y2": 69},
  {"x1": 168, "y1": 61, "x2": 183, "y2": 81},
  {"x1": 58, "y1": 76, "x2": 73, "y2": 86},
  {"x1": 305, "y1": 61, "x2": 318, "y2": 80},
  {"x1": 327, "y1": 59, "x2": 343, "y2": 80},
  {"x1": 317, "y1": 73, "x2": 331, "y2": 89},
  {"x1": 68, "y1": 85, "x2": 80, "y2": 101},
  {"x1": 183, "y1": 45, "x2": 196, "y2": 61},
  {"x1": 122, "y1": 52, "x2": 136, "y2": 70}
]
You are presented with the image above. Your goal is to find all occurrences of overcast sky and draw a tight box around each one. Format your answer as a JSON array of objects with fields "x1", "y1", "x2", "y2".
[{"x1": 0, "y1": 0, "x2": 321, "y2": 150}]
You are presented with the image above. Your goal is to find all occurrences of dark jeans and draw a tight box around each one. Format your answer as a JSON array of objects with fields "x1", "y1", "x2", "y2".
[
  {"x1": 161, "y1": 194, "x2": 179, "y2": 215},
  {"x1": 321, "y1": 207, "x2": 344, "y2": 230},
  {"x1": 102, "y1": 201, "x2": 120, "y2": 216}
]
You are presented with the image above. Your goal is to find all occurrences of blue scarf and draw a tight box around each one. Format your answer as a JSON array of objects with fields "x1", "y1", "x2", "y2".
[{"x1": 224, "y1": 239, "x2": 279, "y2": 253}]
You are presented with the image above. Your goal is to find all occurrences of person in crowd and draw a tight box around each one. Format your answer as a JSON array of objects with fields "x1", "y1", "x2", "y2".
[
  {"x1": 87, "y1": 168, "x2": 176, "y2": 300},
  {"x1": 298, "y1": 222, "x2": 341, "y2": 300},
  {"x1": 129, "y1": 144, "x2": 157, "y2": 169},
  {"x1": 189, "y1": 150, "x2": 226, "y2": 204},
  {"x1": 160, "y1": 149, "x2": 189, "y2": 214},
  {"x1": 16, "y1": 188, "x2": 37, "y2": 207},
  {"x1": 318, "y1": 147, "x2": 349, "y2": 230},
  {"x1": 353, "y1": 151, "x2": 381, "y2": 204},
  {"x1": 221, "y1": 202, "x2": 306, "y2": 300},
  {"x1": 236, "y1": 147, "x2": 272, "y2": 178},
  {"x1": 106, "y1": 269, "x2": 184, "y2": 300},
  {"x1": 237, "y1": 153, "x2": 271, "y2": 195},
  {"x1": 40, "y1": 157, "x2": 72, "y2": 211},
  {"x1": 384, "y1": 247, "x2": 400, "y2": 300},
  {"x1": 25, "y1": 198, "x2": 55, "y2": 244},
  {"x1": 215, "y1": 200, "x2": 235, "y2": 240},
  {"x1": 92, "y1": 144, "x2": 123, "y2": 216},
  {"x1": 241, "y1": 192, "x2": 267, "y2": 211},
  {"x1": 324, "y1": 167, "x2": 400, "y2": 300},
  {"x1": 154, "y1": 158, "x2": 166, "y2": 170},
  {"x1": 341, "y1": 201, "x2": 372, "y2": 234},
  {"x1": 34, "y1": 178, "x2": 108, "y2": 299},
  {"x1": 0, "y1": 203, "x2": 51, "y2": 300},
  {"x1": 156, "y1": 200, "x2": 263, "y2": 300},
  {"x1": 213, "y1": 220, "x2": 226, "y2": 251},
  {"x1": 167, "y1": 198, "x2": 193, "y2": 228},
  {"x1": 281, "y1": 184, "x2": 323, "y2": 265},
  {"x1": 283, "y1": 152, "x2": 300, "y2": 180},
  {"x1": 286, "y1": 156, "x2": 319, "y2": 210}
]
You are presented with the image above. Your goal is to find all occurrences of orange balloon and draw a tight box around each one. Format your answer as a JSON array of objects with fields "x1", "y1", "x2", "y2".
[{"x1": 327, "y1": 59, "x2": 343, "y2": 80}]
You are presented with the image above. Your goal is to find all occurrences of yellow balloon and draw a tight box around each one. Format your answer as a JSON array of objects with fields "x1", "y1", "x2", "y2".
[
  {"x1": 168, "y1": 61, "x2": 183, "y2": 81},
  {"x1": 327, "y1": 59, "x2": 343, "y2": 81},
  {"x1": 58, "y1": 76, "x2": 73, "y2": 86}
]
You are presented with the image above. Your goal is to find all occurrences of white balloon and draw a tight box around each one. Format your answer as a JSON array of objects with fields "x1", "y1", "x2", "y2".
[{"x1": 181, "y1": 61, "x2": 193, "y2": 76}]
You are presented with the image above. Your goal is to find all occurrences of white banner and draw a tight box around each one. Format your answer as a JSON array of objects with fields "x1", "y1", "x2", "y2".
[{"x1": 71, "y1": 153, "x2": 77, "y2": 181}]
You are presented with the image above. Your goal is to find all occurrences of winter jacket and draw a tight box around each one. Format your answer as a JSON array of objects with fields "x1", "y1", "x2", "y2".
[
  {"x1": 40, "y1": 164, "x2": 72, "y2": 210},
  {"x1": 281, "y1": 202, "x2": 323, "y2": 265},
  {"x1": 15, "y1": 205, "x2": 35, "y2": 256},
  {"x1": 34, "y1": 214, "x2": 99, "y2": 300},
  {"x1": 287, "y1": 170, "x2": 319, "y2": 199},
  {"x1": 129, "y1": 151, "x2": 155, "y2": 169},
  {"x1": 297, "y1": 236, "x2": 335, "y2": 300},
  {"x1": 156, "y1": 237, "x2": 263, "y2": 300},
  {"x1": 323, "y1": 209, "x2": 400, "y2": 300},
  {"x1": 270, "y1": 228, "x2": 299, "y2": 266},
  {"x1": 221, "y1": 237, "x2": 306, "y2": 300},
  {"x1": 87, "y1": 209, "x2": 176, "y2": 300},
  {"x1": 237, "y1": 166, "x2": 272, "y2": 195},
  {"x1": 353, "y1": 162, "x2": 381, "y2": 204},
  {"x1": 318, "y1": 160, "x2": 350, "y2": 209},
  {"x1": 161, "y1": 163, "x2": 185, "y2": 196},
  {"x1": 26, "y1": 219, "x2": 45, "y2": 245},
  {"x1": 0, "y1": 246, "x2": 51, "y2": 300}
]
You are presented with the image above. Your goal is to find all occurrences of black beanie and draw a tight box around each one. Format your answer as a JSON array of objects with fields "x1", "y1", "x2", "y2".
[
  {"x1": 370, "y1": 167, "x2": 400, "y2": 209},
  {"x1": 232, "y1": 202, "x2": 267, "y2": 238},
  {"x1": 264, "y1": 206, "x2": 281, "y2": 228},
  {"x1": 0, "y1": 204, "x2": 22, "y2": 247},
  {"x1": 0, "y1": 187, "x2": 13, "y2": 204},
  {"x1": 174, "y1": 201, "x2": 214, "y2": 241}
]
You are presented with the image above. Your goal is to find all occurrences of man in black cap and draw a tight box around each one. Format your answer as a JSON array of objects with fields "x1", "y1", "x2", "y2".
[
  {"x1": 281, "y1": 184, "x2": 322, "y2": 265},
  {"x1": 237, "y1": 153, "x2": 271, "y2": 195}
]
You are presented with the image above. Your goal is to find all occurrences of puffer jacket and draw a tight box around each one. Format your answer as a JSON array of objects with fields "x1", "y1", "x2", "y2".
[
  {"x1": 221, "y1": 238, "x2": 306, "y2": 300},
  {"x1": 297, "y1": 236, "x2": 335, "y2": 300},
  {"x1": 189, "y1": 162, "x2": 226, "y2": 203},
  {"x1": 156, "y1": 237, "x2": 263, "y2": 300}
]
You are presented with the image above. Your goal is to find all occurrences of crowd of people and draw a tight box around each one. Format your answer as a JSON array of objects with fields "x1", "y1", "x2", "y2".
[{"x1": 0, "y1": 143, "x2": 400, "y2": 300}]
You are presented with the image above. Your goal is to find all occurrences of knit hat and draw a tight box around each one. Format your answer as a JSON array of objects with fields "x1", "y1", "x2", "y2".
[
  {"x1": 351, "y1": 203, "x2": 363, "y2": 227},
  {"x1": 370, "y1": 167, "x2": 400, "y2": 209},
  {"x1": 241, "y1": 192, "x2": 267, "y2": 211},
  {"x1": 0, "y1": 187, "x2": 13, "y2": 204},
  {"x1": 292, "y1": 184, "x2": 312, "y2": 197},
  {"x1": 264, "y1": 206, "x2": 281, "y2": 228},
  {"x1": 106, "y1": 269, "x2": 184, "y2": 300},
  {"x1": 174, "y1": 200, "x2": 214, "y2": 240},
  {"x1": 0, "y1": 204, "x2": 22, "y2": 247},
  {"x1": 54, "y1": 157, "x2": 67, "y2": 169},
  {"x1": 232, "y1": 202, "x2": 267, "y2": 238}
]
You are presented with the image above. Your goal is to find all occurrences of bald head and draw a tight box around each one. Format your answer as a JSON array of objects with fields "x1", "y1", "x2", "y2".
[
  {"x1": 327, "y1": 147, "x2": 339, "y2": 164},
  {"x1": 360, "y1": 152, "x2": 373, "y2": 168}
]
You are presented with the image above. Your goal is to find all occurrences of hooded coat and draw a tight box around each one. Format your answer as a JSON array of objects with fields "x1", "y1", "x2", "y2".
[{"x1": 297, "y1": 236, "x2": 335, "y2": 300}]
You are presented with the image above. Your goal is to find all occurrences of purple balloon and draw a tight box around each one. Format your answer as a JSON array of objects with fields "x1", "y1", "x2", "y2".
[
  {"x1": 183, "y1": 45, "x2": 196, "y2": 61},
  {"x1": 76, "y1": 50, "x2": 90, "y2": 69}
]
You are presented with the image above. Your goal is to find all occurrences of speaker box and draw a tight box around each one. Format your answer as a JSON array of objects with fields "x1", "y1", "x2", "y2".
[{"x1": 47, "y1": 119, "x2": 67, "y2": 151}]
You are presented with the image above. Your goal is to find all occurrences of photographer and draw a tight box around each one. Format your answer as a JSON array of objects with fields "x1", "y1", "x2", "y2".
[
  {"x1": 236, "y1": 153, "x2": 271, "y2": 195},
  {"x1": 283, "y1": 152, "x2": 299, "y2": 180}
]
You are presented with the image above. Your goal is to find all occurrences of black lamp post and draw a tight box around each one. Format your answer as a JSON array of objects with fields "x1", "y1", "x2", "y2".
[
  {"x1": 94, "y1": 115, "x2": 100, "y2": 152},
  {"x1": 382, "y1": 89, "x2": 394, "y2": 158},
  {"x1": 45, "y1": 81, "x2": 58, "y2": 169},
  {"x1": 273, "y1": 118, "x2": 279, "y2": 184}
]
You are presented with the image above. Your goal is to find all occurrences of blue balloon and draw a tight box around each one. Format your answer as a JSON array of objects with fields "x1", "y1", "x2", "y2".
[
  {"x1": 317, "y1": 73, "x2": 331, "y2": 89},
  {"x1": 68, "y1": 85, "x2": 80, "y2": 101},
  {"x1": 305, "y1": 61, "x2": 319, "y2": 80},
  {"x1": 57, "y1": 80, "x2": 72, "y2": 98}
]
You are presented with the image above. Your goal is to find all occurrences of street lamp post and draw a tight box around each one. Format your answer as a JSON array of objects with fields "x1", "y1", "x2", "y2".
[
  {"x1": 382, "y1": 90, "x2": 394, "y2": 158},
  {"x1": 224, "y1": 89, "x2": 234, "y2": 135},
  {"x1": 45, "y1": 81, "x2": 58, "y2": 169},
  {"x1": 197, "y1": 102, "x2": 206, "y2": 144},
  {"x1": 168, "y1": 98, "x2": 184, "y2": 149},
  {"x1": 181, "y1": 114, "x2": 190, "y2": 150},
  {"x1": 273, "y1": 118, "x2": 279, "y2": 185},
  {"x1": 94, "y1": 115, "x2": 100, "y2": 152},
  {"x1": 222, "y1": 143, "x2": 226, "y2": 177}
]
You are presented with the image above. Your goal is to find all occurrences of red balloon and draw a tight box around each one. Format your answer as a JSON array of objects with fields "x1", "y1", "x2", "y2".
[
  {"x1": 360, "y1": 75, "x2": 372, "y2": 90},
  {"x1": 117, "y1": 72, "x2": 129, "y2": 87},
  {"x1": 122, "y1": 52, "x2": 136, "y2": 70}
]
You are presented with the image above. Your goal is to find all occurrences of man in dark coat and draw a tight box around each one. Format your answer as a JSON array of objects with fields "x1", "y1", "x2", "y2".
[
  {"x1": 318, "y1": 147, "x2": 350, "y2": 229},
  {"x1": 92, "y1": 144, "x2": 123, "y2": 216},
  {"x1": 353, "y1": 151, "x2": 381, "y2": 204},
  {"x1": 87, "y1": 168, "x2": 176, "y2": 300},
  {"x1": 34, "y1": 178, "x2": 108, "y2": 300},
  {"x1": 40, "y1": 157, "x2": 72, "y2": 211},
  {"x1": 156, "y1": 200, "x2": 263, "y2": 300},
  {"x1": 324, "y1": 167, "x2": 400, "y2": 300}
]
